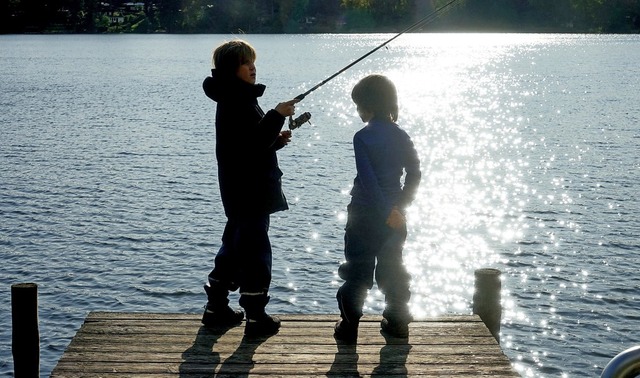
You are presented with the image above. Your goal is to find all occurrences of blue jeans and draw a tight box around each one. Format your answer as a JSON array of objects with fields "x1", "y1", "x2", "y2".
[
  {"x1": 336, "y1": 203, "x2": 411, "y2": 323},
  {"x1": 208, "y1": 214, "x2": 272, "y2": 295}
]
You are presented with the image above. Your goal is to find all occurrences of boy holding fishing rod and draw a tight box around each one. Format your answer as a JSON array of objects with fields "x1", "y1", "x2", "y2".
[
  {"x1": 334, "y1": 74, "x2": 422, "y2": 342},
  {"x1": 201, "y1": 39, "x2": 299, "y2": 337}
]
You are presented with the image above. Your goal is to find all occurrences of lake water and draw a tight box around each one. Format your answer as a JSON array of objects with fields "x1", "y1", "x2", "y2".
[{"x1": 1, "y1": 33, "x2": 639, "y2": 377}]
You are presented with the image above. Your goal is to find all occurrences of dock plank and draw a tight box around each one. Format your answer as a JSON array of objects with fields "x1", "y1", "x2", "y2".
[{"x1": 51, "y1": 313, "x2": 521, "y2": 377}]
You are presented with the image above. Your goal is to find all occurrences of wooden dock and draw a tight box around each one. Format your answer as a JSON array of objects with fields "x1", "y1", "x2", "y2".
[{"x1": 51, "y1": 312, "x2": 521, "y2": 377}]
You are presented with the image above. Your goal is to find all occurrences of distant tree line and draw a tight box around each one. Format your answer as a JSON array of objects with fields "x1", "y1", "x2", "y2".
[{"x1": 1, "y1": 0, "x2": 639, "y2": 34}]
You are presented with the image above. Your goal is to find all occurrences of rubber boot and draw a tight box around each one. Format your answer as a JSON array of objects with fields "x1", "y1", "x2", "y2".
[
  {"x1": 239, "y1": 293, "x2": 280, "y2": 337},
  {"x1": 334, "y1": 284, "x2": 365, "y2": 343},
  {"x1": 202, "y1": 284, "x2": 244, "y2": 327},
  {"x1": 381, "y1": 301, "x2": 412, "y2": 338},
  {"x1": 333, "y1": 318, "x2": 358, "y2": 343}
]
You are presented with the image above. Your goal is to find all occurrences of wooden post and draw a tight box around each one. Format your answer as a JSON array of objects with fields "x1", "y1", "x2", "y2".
[
  {"x1": 11, "y1": 283, "x2": 39, "y2": 377},
  {"x1": 473, "y1": 268, "x2": 502, "y2": 342}
]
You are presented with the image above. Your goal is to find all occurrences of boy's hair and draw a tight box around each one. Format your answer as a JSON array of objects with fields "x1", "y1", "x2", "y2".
[
  {"x1": 212, "y1": 39, "x2": 256, "y2": 76},
  {"x1": 351, "y1": 74, "x2": 399, "y2": 122}
]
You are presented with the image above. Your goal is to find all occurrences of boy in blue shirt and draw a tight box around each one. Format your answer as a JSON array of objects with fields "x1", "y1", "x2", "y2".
[{"x1": 334, "y1": 74, "x2": 422, "y2": 342}]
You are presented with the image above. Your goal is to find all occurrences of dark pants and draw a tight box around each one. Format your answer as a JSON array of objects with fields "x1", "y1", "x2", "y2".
[
  {"x1": 207, "y1": 215, "x2": 272, "y2": 298},
  {"x1": 336, "y1": 203, "x2": 411, "y2": 324}
]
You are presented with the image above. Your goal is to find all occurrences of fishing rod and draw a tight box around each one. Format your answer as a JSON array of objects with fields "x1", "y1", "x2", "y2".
[
  {"x1": 288, "y1": 0, "x2": 462, "y2": 130},
  {"x1": 293, "y1": 0, "x2": 462, "y2": 102}
]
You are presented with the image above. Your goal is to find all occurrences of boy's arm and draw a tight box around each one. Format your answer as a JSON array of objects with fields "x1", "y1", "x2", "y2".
[
  {"x1": 255, "y1": 109, "x2": 286, "y2": 150},
  {"x1": 399, "y1": 138, "x2": 422, "y2": 209}
]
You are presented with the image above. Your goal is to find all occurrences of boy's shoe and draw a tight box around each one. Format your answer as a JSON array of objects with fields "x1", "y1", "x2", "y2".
[
  {"x1": 380, "y1": 317, "x2": 409, "y2": 338},
  {"x1": 244, "y1": 314, "x2": 281, "y2": 337},
  {"x1": 333, "y1": 319, "x2": 358, "y2": 343},
  {"x1": 201, "y1": 306, "x2": 244, "y2": 327}
]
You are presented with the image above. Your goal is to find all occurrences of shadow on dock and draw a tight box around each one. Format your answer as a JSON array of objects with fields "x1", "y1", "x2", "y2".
[{"x1": 50, "y1": 313, "x2": 520, "y2": 377}]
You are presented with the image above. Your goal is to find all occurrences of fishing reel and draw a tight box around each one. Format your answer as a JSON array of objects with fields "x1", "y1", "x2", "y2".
[{"x1": 289, "y1": 112, "x2": 312, "y2": 130}]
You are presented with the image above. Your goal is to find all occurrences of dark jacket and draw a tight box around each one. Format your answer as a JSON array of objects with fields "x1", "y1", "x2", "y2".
[{"x1": 203, "y1": 69, "x2": 289, "y2": 218}]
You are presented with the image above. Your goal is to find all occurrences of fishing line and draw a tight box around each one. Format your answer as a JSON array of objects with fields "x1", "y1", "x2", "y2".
[
  {"x1": 294, "y1": 0, "x2": 463, "y2": 101},
  {"x1": 288, "y1": 0, "x2": 462, "y2": 130}
]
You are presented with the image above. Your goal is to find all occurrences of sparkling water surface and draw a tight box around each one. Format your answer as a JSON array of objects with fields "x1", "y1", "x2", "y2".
[{"x1": 1, "y1": 33, "x2": 639, "y2": 377}]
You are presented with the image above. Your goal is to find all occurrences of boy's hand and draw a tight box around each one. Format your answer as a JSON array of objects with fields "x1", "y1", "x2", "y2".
[
  {"x1": 385, "y1": 207, "x2": 405, "y2": 229},
  {"x1": 275, "y1": 99, "x2": 299, "y2": 117},
  {"x1": 277, "y1": 130, "x2": 292, "y2": 146}
]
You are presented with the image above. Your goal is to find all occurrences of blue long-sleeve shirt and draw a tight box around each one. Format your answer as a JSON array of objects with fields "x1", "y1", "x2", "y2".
[{"x1": 349, "y1": 119, "x2": 421, "y2": 219}]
